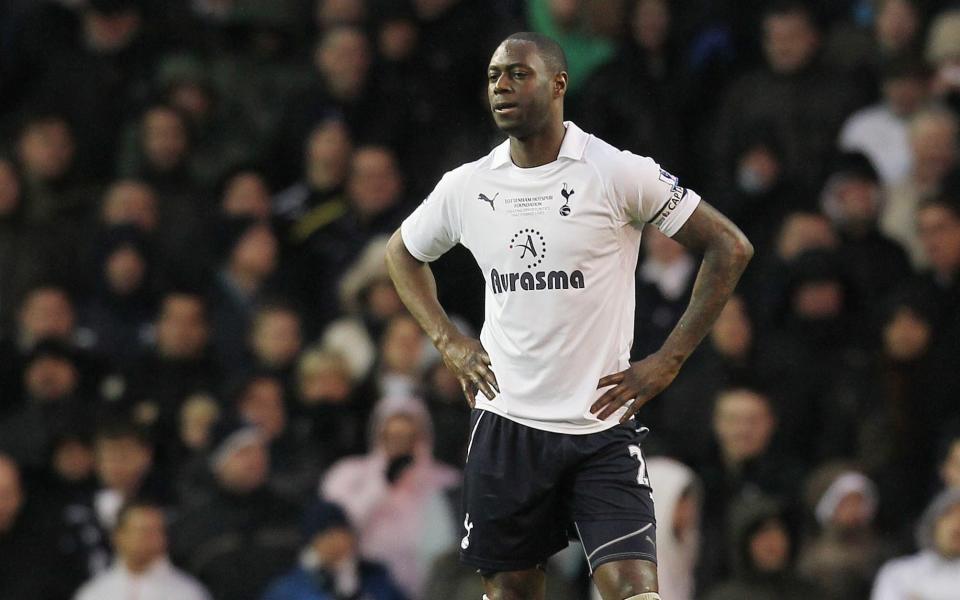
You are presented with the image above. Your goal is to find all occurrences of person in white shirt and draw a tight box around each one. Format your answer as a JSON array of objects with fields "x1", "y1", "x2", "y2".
[
  {"x1": 838, "y1": 55, "x2": 929, "y2": 185},
  {"x1": 385, "y1": 31, "x2": 752, "y2": 600},
  {"x1": 871, "y1": 488, "x2": 960, "y2": 600},
  {"x1": 74, "y1": 500, "x2": 210, "y2": 600}
]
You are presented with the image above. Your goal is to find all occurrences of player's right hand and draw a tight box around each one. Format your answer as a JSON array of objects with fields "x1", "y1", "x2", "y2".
[{"x1": 438, "y1": 333, "x2": 499, "y2": 407}]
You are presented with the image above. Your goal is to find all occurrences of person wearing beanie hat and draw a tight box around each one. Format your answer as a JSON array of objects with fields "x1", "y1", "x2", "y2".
[
  {"x1": 819, "y1": 151, "x2": 912, "y2": 302},
  {"x1": 261, "y1": 500, "x2": 406, "y2": 600},
  {"x1": 797, "y1": 464, "x2": 891, "y2": 600},
  {"x1": 871, "y1": 489, "x2": 960, "y2": 599},
  {"x1": 169, "y1": 415, "x2": 302, "y2": 600}
]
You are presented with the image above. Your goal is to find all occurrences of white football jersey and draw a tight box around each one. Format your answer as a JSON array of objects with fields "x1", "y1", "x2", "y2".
[{"x1": 401, "y1": 122, "x2": 700, "y2": 434}]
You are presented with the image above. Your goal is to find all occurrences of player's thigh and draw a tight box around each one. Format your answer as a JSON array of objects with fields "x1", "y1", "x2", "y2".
[
  {"x1": 592, "y1": 559, "x2": 658, "y2": 600},
  {"x1": 567, "y1": 422, "x2": 658, "y2": 573},
  {"x1": 481, "y1": 567, "x2": 546, "y2": 600},
  {"x1": 460, "y1": 410, "x2": 569, "y2": 572}
]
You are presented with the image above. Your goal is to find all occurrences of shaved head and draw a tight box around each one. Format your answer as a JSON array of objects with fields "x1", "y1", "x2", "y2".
[{"x1": 503, "y1": 32, "x2": 568, "y2": 75}]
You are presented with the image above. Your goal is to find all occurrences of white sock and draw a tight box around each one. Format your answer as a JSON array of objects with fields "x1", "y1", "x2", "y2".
[{"x1": 625, "y1": 594, "x2": 660, "y2": 600}]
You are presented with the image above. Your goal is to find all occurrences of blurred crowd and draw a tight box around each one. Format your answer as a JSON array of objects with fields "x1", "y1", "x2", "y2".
[{"x1": 1, "y1": 0, "x2": 960, "y2": 599}]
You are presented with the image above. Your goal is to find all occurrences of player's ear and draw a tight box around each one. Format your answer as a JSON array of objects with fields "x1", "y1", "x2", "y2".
[{"x1": 554, "y1": 72, "x2": 568, "y2": 98}]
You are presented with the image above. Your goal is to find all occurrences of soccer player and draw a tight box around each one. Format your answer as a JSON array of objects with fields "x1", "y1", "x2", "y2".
[{"x1": 385, "y1": 32, "x2": 753, "y2": 600}]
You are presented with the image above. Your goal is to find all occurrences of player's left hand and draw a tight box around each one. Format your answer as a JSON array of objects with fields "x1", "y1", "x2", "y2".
[{"x1": 592, "y1": 351, "x2": 683, "y2": 423}]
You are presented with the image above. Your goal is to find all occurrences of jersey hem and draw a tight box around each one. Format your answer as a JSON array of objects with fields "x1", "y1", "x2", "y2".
[{"x1": 473, "y1": 404, "x2": 624, "y2": 435}]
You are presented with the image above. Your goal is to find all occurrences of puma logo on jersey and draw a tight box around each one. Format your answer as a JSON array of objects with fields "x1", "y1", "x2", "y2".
[
  {"x1": 479, "y1": 193, "x2": 498, "y2": 211},
  {"x1": 461, "y1": 513, "x2": 474, "y2": 549}
]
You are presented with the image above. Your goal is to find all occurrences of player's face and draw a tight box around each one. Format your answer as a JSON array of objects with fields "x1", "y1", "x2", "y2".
[{"x1": 487, "y1": 41, "x2": 559, "y2": 139}]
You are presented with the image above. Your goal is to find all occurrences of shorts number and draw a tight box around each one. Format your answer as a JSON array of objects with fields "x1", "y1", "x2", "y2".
[{"x1": 628, "y1": 444, "x2": 650, "y2": 487}]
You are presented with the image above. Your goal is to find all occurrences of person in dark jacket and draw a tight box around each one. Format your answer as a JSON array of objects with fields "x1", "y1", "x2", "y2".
[
  {"x1": 170, "y1": 420, "x2": 302, "y2": 600},
  {"x1": 261, "y1": 499, "x2": 406, "y2": 600},
  {"x1": 704, "y1": 494, "x2": 823, "y2": 600}
]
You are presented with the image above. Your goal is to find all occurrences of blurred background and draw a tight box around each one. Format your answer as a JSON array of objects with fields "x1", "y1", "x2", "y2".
[{"x1": 1, "y1": 0, "x2": 960, "y2": 599}]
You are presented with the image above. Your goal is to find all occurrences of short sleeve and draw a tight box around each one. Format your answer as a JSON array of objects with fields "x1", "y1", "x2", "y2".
[
  {"x1": 610, "y1": 152, "x2": 701, "y2": 237},
  {"x1": 400, "y1": 170, "x2": 463, "y2": 262}
]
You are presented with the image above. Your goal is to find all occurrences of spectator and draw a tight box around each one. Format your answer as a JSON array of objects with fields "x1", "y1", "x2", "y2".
[
  {"x1": 839, "y1": 56, "x2": 930, "y2": 185},
  {"x1": 261, "y1": 499, "x2": 406, "y2": 600},
  {"x1": 798, "y1": 465, "x2": 890, "y2": 600},
  {"x1": 99, "y1": 179, "x2": 159, "y2": 234},
  {"x1": 272, "y1": 27, "x2": 405, "y2": 186},
  {"x1": 824, "y1": 0, "x2": 924, "y2": 88},
  {"x1": 55, "y1": 420, "x2": 164, "y2": 586},
  {"x1": 0, "y1": 340, "x2": 90, "y2": 469},
  {"x1": 321, "y1": 237, "x2": 405, "y2": 381},
  {"x1": 745, "y1": 211, "x2": 840, "y2": 330},
  {"x1": 292, "y1": 348, "x2": 365, "y2": 463},
  {"x1": 697, "y1": 388, "x2": 804, "y2": 590},
  {"x1": 171, "y1": 420, "x2": 301, "y2": 600},
  {"x1": 855, "y1": 290, "x2": 958, "y2": 535},
  {"x1": 118, "y1": 104, "x2": 200, "y2": 198},
  {"x1": 881, "y1": 107, "x2": 958, "y2": 266},
  {"x1": 0, "y1": 283, "x2": 81, "y2": 406},
  {"x1": 704, "y1": 495, "x2": 822, "y2": 600},
  {"x1": 871, "y1": 489, "x2": 960, "y2": 599},
  {"x1": 234, "y1": 373, "x2": 324, "y2": 501},
  {"x1": 14, "y1": 112, "x2": 84, "y2": 222},
  {"x1": 219, "y1": 165, "x2": 273, "y2": 220},
  {"x1": 906, "y1": 196, "x2": 960, "y2": 443},
  {"x1": 527, "y1": 0, "x2": 616, "y2": 95},
  {"x1": 322, "y1": 395, "x2": 460, "y2": 599},
  {"x1": 208, "y1": 217, "x2": 280, "y2": 374},
  {"x1": 355, "y1": 314, "x2": 431, "y2": 402},
  {"x1": 656, "y1": 295, "x2": 758, "y2": 463},
  {"x1": 74, "y1": 500, "x2": 211, "y2": 600},
  {"x1": 757, "y1": 250, "x2": 868, "y2": 461},
  {"x1": 0, "y1": 157, "x2": 47, "y2": 335},
  {"x1": 819, "y1": 152, "x2": 912, "y2": 302},
  {"x1": 81, "y1": 225, "x2": 157, "y2": 371},
  {"x1": 712, "y1": 1, "x2": 865, "y2": 197},
  {"x1": 125, "y1": 290, "x2": 220, "y2": 432},
  {"x1": 577, "y1": 0, "x2": 685, "y2": 170},
  {"x1": 715, "y1": 131, "x2": 806, "y2": 261},
  {"x1": 632, "y1": 228, "x2": 696, "y2": 360},
  {"x1": 927, "y1": 10, "x2": 960, "y2": 116},
  {"x1": 421, "y1": 359, "x2": 471, "y2": 468},
  {"x1": 249, "y1": 301, "x2": 304, "y2": 387},
  {"x1": 274, "y1": 119, "x2": 352, "y2": 248},
  {"x1": 17, "y1": 0, "x2": 161, "y2": 181},
  {"x1": 295, "y1": 146, "x2": 409, "y2": 330},
  {"x1": 169, "y1": 392, "x2": 220, "y2": 504}
]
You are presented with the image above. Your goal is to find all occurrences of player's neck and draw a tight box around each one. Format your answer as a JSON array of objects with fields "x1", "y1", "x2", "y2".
[{"x1": 508, "y1": 120, "x2": 567, "y2": 168}]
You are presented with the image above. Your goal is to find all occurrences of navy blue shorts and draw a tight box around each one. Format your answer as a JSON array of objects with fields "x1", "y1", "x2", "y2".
[{"x1": 458, "y1": 409, "x2": 657, "y2": 575}]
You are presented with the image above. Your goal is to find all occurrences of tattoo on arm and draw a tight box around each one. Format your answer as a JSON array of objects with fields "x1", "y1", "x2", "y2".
[{"x1": 659, "y1": 201, "x2": 753, "y2": 364}]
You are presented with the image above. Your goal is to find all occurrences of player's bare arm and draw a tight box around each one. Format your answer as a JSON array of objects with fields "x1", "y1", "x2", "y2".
[
  {"x1": 592, "y1": 201, "x2": 753, "y2": 422},
  {"x1": 385, "y1": 230, "x2": 499, "y2": 407}
]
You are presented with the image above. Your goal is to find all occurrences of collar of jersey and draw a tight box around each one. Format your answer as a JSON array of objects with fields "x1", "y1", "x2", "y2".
[{"x1": 490, "y1": 121, "x2": 590, "y2": 169}]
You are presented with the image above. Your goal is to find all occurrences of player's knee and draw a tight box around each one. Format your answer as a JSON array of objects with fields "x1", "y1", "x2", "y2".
[
  {"x1": 594, "y1": 559, "x2": 658, "y2": 600},
  {"x1": 483, "y1": 569, "x2": 544, "y2": 600}
]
